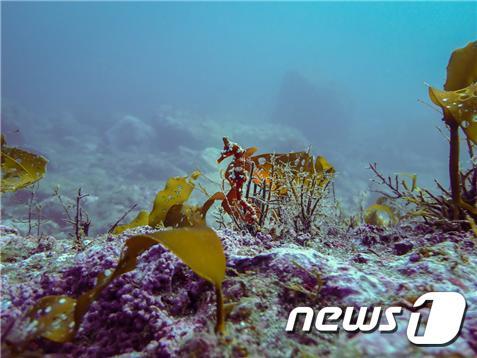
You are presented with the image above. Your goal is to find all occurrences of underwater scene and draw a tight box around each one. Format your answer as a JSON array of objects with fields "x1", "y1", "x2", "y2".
[{"x1": 1, "y1": 1, "x2": 477, "y2": 357}]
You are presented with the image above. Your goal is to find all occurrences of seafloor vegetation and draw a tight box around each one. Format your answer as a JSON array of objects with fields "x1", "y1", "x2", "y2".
[{"x1": 1, "y1": 42, "x2": 477, "y2": 357}]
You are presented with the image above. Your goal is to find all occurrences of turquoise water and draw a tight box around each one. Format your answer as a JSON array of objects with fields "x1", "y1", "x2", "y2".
[{"x1": 1, "y1": 2, "x2": 476, "y2": 233}]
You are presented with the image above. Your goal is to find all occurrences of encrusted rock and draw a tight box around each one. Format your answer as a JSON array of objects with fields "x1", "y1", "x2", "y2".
[
  {"x1": 393, "y1": 241, "x2": 414, "y2": 255},
  {"x1": 1, "y1": 224, "x2": 476, "y2": 356}
]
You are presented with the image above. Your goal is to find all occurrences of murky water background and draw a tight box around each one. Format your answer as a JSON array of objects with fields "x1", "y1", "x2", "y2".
[{"x1": 2, "y1": 2, "x2": 476, "y2": 235}]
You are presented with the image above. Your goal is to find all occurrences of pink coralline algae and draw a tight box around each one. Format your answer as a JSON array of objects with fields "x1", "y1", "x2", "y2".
[
  {"x1": 1, "y1": 223, "x2": 477, "y2": 357},
  {"x1": 2, "y1": 233, "x2": 215, "y2": 356}
]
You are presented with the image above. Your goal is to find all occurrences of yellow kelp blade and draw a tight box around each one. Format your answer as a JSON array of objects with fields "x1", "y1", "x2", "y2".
[
  {"x1": 314, "y1": 155, "x2": 335, "y2": 188},
  {"x1": 20, "y1": 295, "x2": 77, "y2": 343},
  {"x1": 18, "y1": 227, "x2": 226, "y2": 345},
  {"x1": 164, "y1": 204, "x2": 205, "y2": 228},
  {"x1": 466, "y1": 214, "x2": 477, "y2": 239},
  {"x1": 113, "y1": 210, "x2": 150, "y2": 234},
  {"x1": 364, "y1": 204, "x2": 398, "y2": 228},
  {"x1": 315, "y1": 155, "x2": 335, "y2": 174},
  {"x1": 1, "y1": 139, "x2": 48, "y2": 192},
  {"x1": 148, "y1": 171, "x2": 200, "y2": 227},
  {"x1": 17, "y1": 234, "x2": 159, "y2": 346},
  {"x1": 145, "y1": 227, "x2": 225, "y2": 285},
  {"x1": 163, "y1": 189, "x2": 220, "y2": 227},
  {"x1": 145, "y1": 227, "x2": 226, "y2": 333},
  {"x1": 444, "y1": 40, "x2": 477, "y2": 91},
  {"x1": 429, "y1": 84, "x2": 477, "y2": 144},
  {"x1": 130, "y1": 228, "x2": 226, "y2": 333}
]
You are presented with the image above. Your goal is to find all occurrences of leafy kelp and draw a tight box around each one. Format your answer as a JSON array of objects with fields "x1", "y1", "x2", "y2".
[
  {"x1": 429, "y1": 84, "x2": 477, "y2": 144},
  {"x1": 17, "y1": 295, "x2": 77, "y2": 344},
  {"x1": 9, "y1": 226, "x2": 226, "y2": 348},
  {"x1": 113, "y1": 171, "x2": 203, "y2": 234},
  {"x1": 112, "y1": 210, "x2": 149, "y2": 234},
  {"x1": 369, "y1": 41, "x2": 477, "y2": 228},
  {"x1": 164, "y1": 203, "x2": 206, "y2": 228},
  {"x1": 149, "y1": 171, "x2": 201, "y2": 227},
  {"x1": 364, "y1": 201, "x2": 398, "y2": 228},
  {"x1": 442, "y1": 40, "x2": 477, "y2": 92},
  {"x1": 1, "y1": 135, "x2": 48, "y2": 192},
  {"x1": 429, "y1": 40, "x2": 477, "y2": 146}
]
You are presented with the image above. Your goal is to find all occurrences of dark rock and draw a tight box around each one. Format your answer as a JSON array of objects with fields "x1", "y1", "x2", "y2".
[
  {"x1": 379, "y1": 233, "x2": 400, "y2": 244},
  {"x1": 229, "y1": 254, "x2": 273, "y2": 272},
  {"x1": 394, "y1": 241, "x2": 413, "y2": 255},
  {"x1": 295, "y1": 233, "x2": 312, "y2": 246},
  {"x1": 0, "y1": 225, "x2": 18, "y2": 235},
  {"x1": 352, "y1": 254, "x2": 368, "y2": 264},
  {"x1": 397, "y1": 267, "x2": 417, "y2": 276},
  {"x1": 361, "y1": 235, "x2": 378, "y2": 246},
  {"x1": 463, "y1": 240, "x2": 475, "y2": 249},
  {"x1": 327, "y1": 227, "x2": 340, "y2": 236}
]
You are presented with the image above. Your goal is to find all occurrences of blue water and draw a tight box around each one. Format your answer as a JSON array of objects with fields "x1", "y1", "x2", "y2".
[{"x1": 1, "y1": 2, "x2": 476, "y2": 232}]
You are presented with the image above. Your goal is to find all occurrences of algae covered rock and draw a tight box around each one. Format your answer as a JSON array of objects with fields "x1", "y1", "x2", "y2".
[{"x1": 1, "y1": 223, "x2": 476, "y2": 356}]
